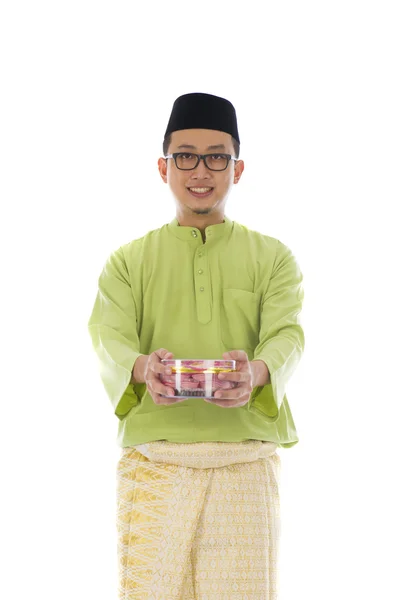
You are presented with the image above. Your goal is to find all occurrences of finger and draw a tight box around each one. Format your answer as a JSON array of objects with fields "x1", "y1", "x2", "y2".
[
  {"x1": 151, "y1": 361, "x2": 174, "y2": 376},
  {"x1": 218, "y1": 371, "x2": 250, "y2": 383},
  {"x1": 223, "y1": 350, "x2": 249, "y2": 361},
  {"x1": 151, "y1": 392, "x2": 179, "y2": 405},
  {"x1": 158, "y1": 384, "x2": 176, "y2": 399},
  {"x1": 154, "y1": 348, "x2": 174, "y2": 360},
  {"x1": 147, "y1": 378, "x2": 176, "y2": 399},
  {"x1": 216, "y1": 380, "x2": 235, "y2": 390},
  {"x1": 152, "y1": 392, "x2": 183, "y2": 405},
  {"x1": 213, "y1": 386, "x2": 251, "y2": 401}
]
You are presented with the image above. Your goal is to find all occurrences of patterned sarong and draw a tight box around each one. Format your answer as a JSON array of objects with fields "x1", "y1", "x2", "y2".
[{"x1": 116, "y1": 440, "x2": 281, "y2": 599}]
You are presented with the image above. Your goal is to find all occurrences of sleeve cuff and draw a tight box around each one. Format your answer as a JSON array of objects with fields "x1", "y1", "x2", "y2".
[
  {"x1": 113, "y1": 351, "x2": 144, "y2": 419},
  {"x1": 248, "y1": 356, "x2": 283, "y2": 421}
]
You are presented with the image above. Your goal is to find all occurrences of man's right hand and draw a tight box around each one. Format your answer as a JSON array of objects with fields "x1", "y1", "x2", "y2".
[{"x1": 132, "y1": 348, "x2": 184, "y2": 405}]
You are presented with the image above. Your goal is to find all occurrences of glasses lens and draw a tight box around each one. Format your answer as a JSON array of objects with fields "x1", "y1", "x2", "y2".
[
  {"x1": 205, "y1": 154, "x2": 228, "y2": 170},
  {"x1": 175, "y1": 153, "x2": 199, "y2": 169},
  {"x1": 174, "y1": 153, "x2": 229, "y2": 170}
]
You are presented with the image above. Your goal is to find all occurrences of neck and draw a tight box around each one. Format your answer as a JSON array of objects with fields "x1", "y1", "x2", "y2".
[{"x1": 175, "y1": 212, "x2": 225, "y2": 231}]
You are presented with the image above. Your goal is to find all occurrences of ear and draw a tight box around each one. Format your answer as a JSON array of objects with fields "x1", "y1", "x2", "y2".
[
  {"x1": 233, "y1": 159, "x2": 244, "y2": 184},
  {"x1": 158, "y1": 157, "x2": 168, "y2": 183}
]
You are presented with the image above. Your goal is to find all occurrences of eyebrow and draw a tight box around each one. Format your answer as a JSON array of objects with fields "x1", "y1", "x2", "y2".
[{"x1": 176, "y1": 144, "x2": 227, "y2": 151}]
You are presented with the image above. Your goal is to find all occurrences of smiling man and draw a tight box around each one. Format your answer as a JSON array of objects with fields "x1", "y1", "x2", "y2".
[
  {"x1": 159, "y1": 128, "x2": 244, "y2": 242},
  {"x1": 87, "y1": 92, "x2": 305, "y2": 599}
]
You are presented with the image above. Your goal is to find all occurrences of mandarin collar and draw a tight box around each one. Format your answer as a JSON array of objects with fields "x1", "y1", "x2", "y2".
[{"x1": 168, "y1": 214, "x2": 233, "y2": 242}]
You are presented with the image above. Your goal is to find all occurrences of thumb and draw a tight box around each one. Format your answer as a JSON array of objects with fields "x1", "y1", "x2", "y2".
[{"x1": 155, "y1": 348, "x2": 174, "y2": 359}]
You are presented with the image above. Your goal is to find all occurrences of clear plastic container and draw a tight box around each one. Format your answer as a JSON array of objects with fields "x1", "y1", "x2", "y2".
[{"x1": 159, "y1": 359, "x2": 237, "y2": 399}]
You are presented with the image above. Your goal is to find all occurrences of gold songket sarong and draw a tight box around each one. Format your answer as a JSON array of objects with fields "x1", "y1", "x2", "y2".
[{"x1": 116, "y1": 440, "x2": 281, "y2": 599}]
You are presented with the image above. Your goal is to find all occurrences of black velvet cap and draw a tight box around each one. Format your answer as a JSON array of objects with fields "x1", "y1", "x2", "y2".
[{"x1": 164, "y1": 92, "x2": 240, "y2": 144}]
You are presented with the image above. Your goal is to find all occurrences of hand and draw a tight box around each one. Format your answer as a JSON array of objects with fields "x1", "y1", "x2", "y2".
[
  {"x1": 204, "y1": 350, "x2": 254, "y2": 408},
  {"x1": 140, "y1": 348, "x2": 185, "y2": 406}
]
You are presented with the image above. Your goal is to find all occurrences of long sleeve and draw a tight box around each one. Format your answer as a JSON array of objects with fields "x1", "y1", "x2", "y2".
[
  {"x1": 249, "y1": 240, "x2": 305, "y2": 421},
  {"x1": 87, "y1": 246, "x2": 144, "y2": 420}
]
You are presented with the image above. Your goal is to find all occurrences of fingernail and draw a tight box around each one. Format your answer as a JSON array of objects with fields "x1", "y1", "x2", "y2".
[
  {"x1": 167, "y1": 388, "x2": 174, "y2": 396},
  {"x1": 166, "y1": 368, "x2": 172, "y2": 375}
]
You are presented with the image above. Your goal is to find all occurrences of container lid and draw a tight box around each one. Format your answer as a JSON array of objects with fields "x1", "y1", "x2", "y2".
[{"x1": 161, "y1": 359, "x2": 236, "y2": 370}]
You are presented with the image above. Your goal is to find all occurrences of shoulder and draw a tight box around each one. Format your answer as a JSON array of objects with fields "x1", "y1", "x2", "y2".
[
  {"x1": 232, "y1": 220, "x2": 301, "y2": 270},
  {"x1": 106, "y1": 224, "x2": 167, "y2": 274},
  {"x1": 232, "y1": 220, "x2": 284, "y2": 253},
  {"x1": 120, "y1": 223, "x2": 166, "y2": 256}
]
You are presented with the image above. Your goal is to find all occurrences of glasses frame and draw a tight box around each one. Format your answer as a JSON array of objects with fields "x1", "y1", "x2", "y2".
[{"x1": 164, "y1": 152, "x2": 238, "y2": 171}]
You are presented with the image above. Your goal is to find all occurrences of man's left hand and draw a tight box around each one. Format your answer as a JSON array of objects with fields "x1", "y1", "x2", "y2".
[{"x1": 204, "y1": 350, "x2": 257, "y2": 408}]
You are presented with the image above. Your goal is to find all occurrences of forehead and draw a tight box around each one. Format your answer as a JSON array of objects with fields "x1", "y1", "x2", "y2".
[{"x1": 170, "y1": 128, "x2": 233, "y2": 151}]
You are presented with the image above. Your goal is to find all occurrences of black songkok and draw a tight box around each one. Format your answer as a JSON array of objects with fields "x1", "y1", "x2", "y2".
[{"x1": 164, "y1": 92, "x2": 240, "y2": 144}]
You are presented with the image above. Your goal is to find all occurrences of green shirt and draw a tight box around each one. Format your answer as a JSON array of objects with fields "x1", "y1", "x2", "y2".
[{"x1": 87, "y1": 215, "x2": 305, "y2": 448}]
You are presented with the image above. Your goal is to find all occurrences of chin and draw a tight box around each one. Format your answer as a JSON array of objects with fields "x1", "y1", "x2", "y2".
[{"x1": 192, "y1": 207, "x2": 212, "y2": 215}]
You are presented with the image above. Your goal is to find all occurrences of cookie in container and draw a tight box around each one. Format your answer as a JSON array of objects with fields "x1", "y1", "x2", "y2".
[{"x1": 159, "y1": 359, "x2": 237, "y2": 399}]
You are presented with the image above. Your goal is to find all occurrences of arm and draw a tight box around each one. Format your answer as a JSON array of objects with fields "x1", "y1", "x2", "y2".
[
  {"x1": 87, "y1": 247, "x2": 144, "y2": 419},
  {"x1": 248, "y1": 241, "x2": 305, "y2": 420}
]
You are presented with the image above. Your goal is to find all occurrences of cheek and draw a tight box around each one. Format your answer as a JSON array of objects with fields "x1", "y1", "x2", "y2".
[
  {"x1": 217, "y1": 174, "x2": 233, "y2": 189},
  {"x1": 168, "y1": 170, "x2": 187, "y2": 190}
]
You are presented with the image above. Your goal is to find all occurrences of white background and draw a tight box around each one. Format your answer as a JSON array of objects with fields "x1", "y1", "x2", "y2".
[{"x1": 1, "y1": 1, "x2": 395, "y2": 598}]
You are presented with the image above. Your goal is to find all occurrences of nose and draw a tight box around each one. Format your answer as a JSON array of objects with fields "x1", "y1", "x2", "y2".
[{"x1": 191, "y1": 157, "x2": 211, "y2": 178}]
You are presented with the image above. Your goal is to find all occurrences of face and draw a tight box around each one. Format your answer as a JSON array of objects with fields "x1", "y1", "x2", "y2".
[{"x1": 158, "y1": 129, "x2": 244, "y2": 220}]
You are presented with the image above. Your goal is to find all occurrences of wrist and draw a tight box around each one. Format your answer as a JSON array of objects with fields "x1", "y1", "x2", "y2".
[
  {"x1": 131, "y1": 355, "x2": 148, "y2": 384},
  {"x1": 250, "y1": 359, "x2": 270, "y2": 387}
]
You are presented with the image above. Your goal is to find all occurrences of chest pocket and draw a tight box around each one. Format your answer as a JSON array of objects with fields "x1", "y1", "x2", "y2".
[{"x1": 220, "y1": 288, "x2": 261, "y2": 351}]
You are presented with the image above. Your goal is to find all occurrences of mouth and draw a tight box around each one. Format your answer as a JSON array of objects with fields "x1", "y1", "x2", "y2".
[{"x1": 187, "y1": 187, "x2": 214, "y2": 198}]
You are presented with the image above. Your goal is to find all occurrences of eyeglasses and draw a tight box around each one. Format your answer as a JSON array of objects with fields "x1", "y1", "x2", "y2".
[{"x1": 164, "y1": 152, "x2": 237, "y2": 171}]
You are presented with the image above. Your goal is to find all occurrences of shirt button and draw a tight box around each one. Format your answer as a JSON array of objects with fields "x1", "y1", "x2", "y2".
[
  {"x1": 198, "y1": 269, "x2": 203, "y2": 274},
  {"x1": 192, "y1": 230, "x2": 198, "y2": 237},
  {"x1": 200, "y1": 287, "x2": 204, "y2": 292},
  {"x1": 198, "y1": 253, "x2": 203, "y2": 257}
]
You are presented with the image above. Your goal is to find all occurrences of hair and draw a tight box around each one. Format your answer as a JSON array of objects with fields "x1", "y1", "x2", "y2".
[{"x1": 163, "y1": 134, "x2": 240, "y2": 159}]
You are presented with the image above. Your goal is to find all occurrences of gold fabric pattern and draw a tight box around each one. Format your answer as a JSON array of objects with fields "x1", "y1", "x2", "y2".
[{"x1": 116, "y1": 440, "x2": 281, "y2": 599}]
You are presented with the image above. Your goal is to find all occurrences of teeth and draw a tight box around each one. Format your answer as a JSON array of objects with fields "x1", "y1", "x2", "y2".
[{"x1": 189, "y1": 187, "x2": 212, "y2": 193}]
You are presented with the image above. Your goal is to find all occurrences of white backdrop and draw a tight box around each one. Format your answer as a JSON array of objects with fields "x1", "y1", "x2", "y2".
[{"x1": 1, "y1": 1, "x2": 395, "y2": 599}]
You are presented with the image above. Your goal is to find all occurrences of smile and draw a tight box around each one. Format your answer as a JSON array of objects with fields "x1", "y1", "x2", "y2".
[{"x1": 187, "y1": 187, "x2": 214, "y2": 198}]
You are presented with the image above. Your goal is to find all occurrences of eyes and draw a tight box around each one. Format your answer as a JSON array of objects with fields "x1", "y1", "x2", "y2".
[
  {"x1": 180, "y1": 153, "x2": 226, "y2": 160},
  {"x1": 173, "y1": 153, "x2": 231, "y2": 171}
]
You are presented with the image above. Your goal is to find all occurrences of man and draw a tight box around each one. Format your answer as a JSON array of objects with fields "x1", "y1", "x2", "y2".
[{"x1": 87, "y1": 92, "x2": 305, "y2": 599}]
